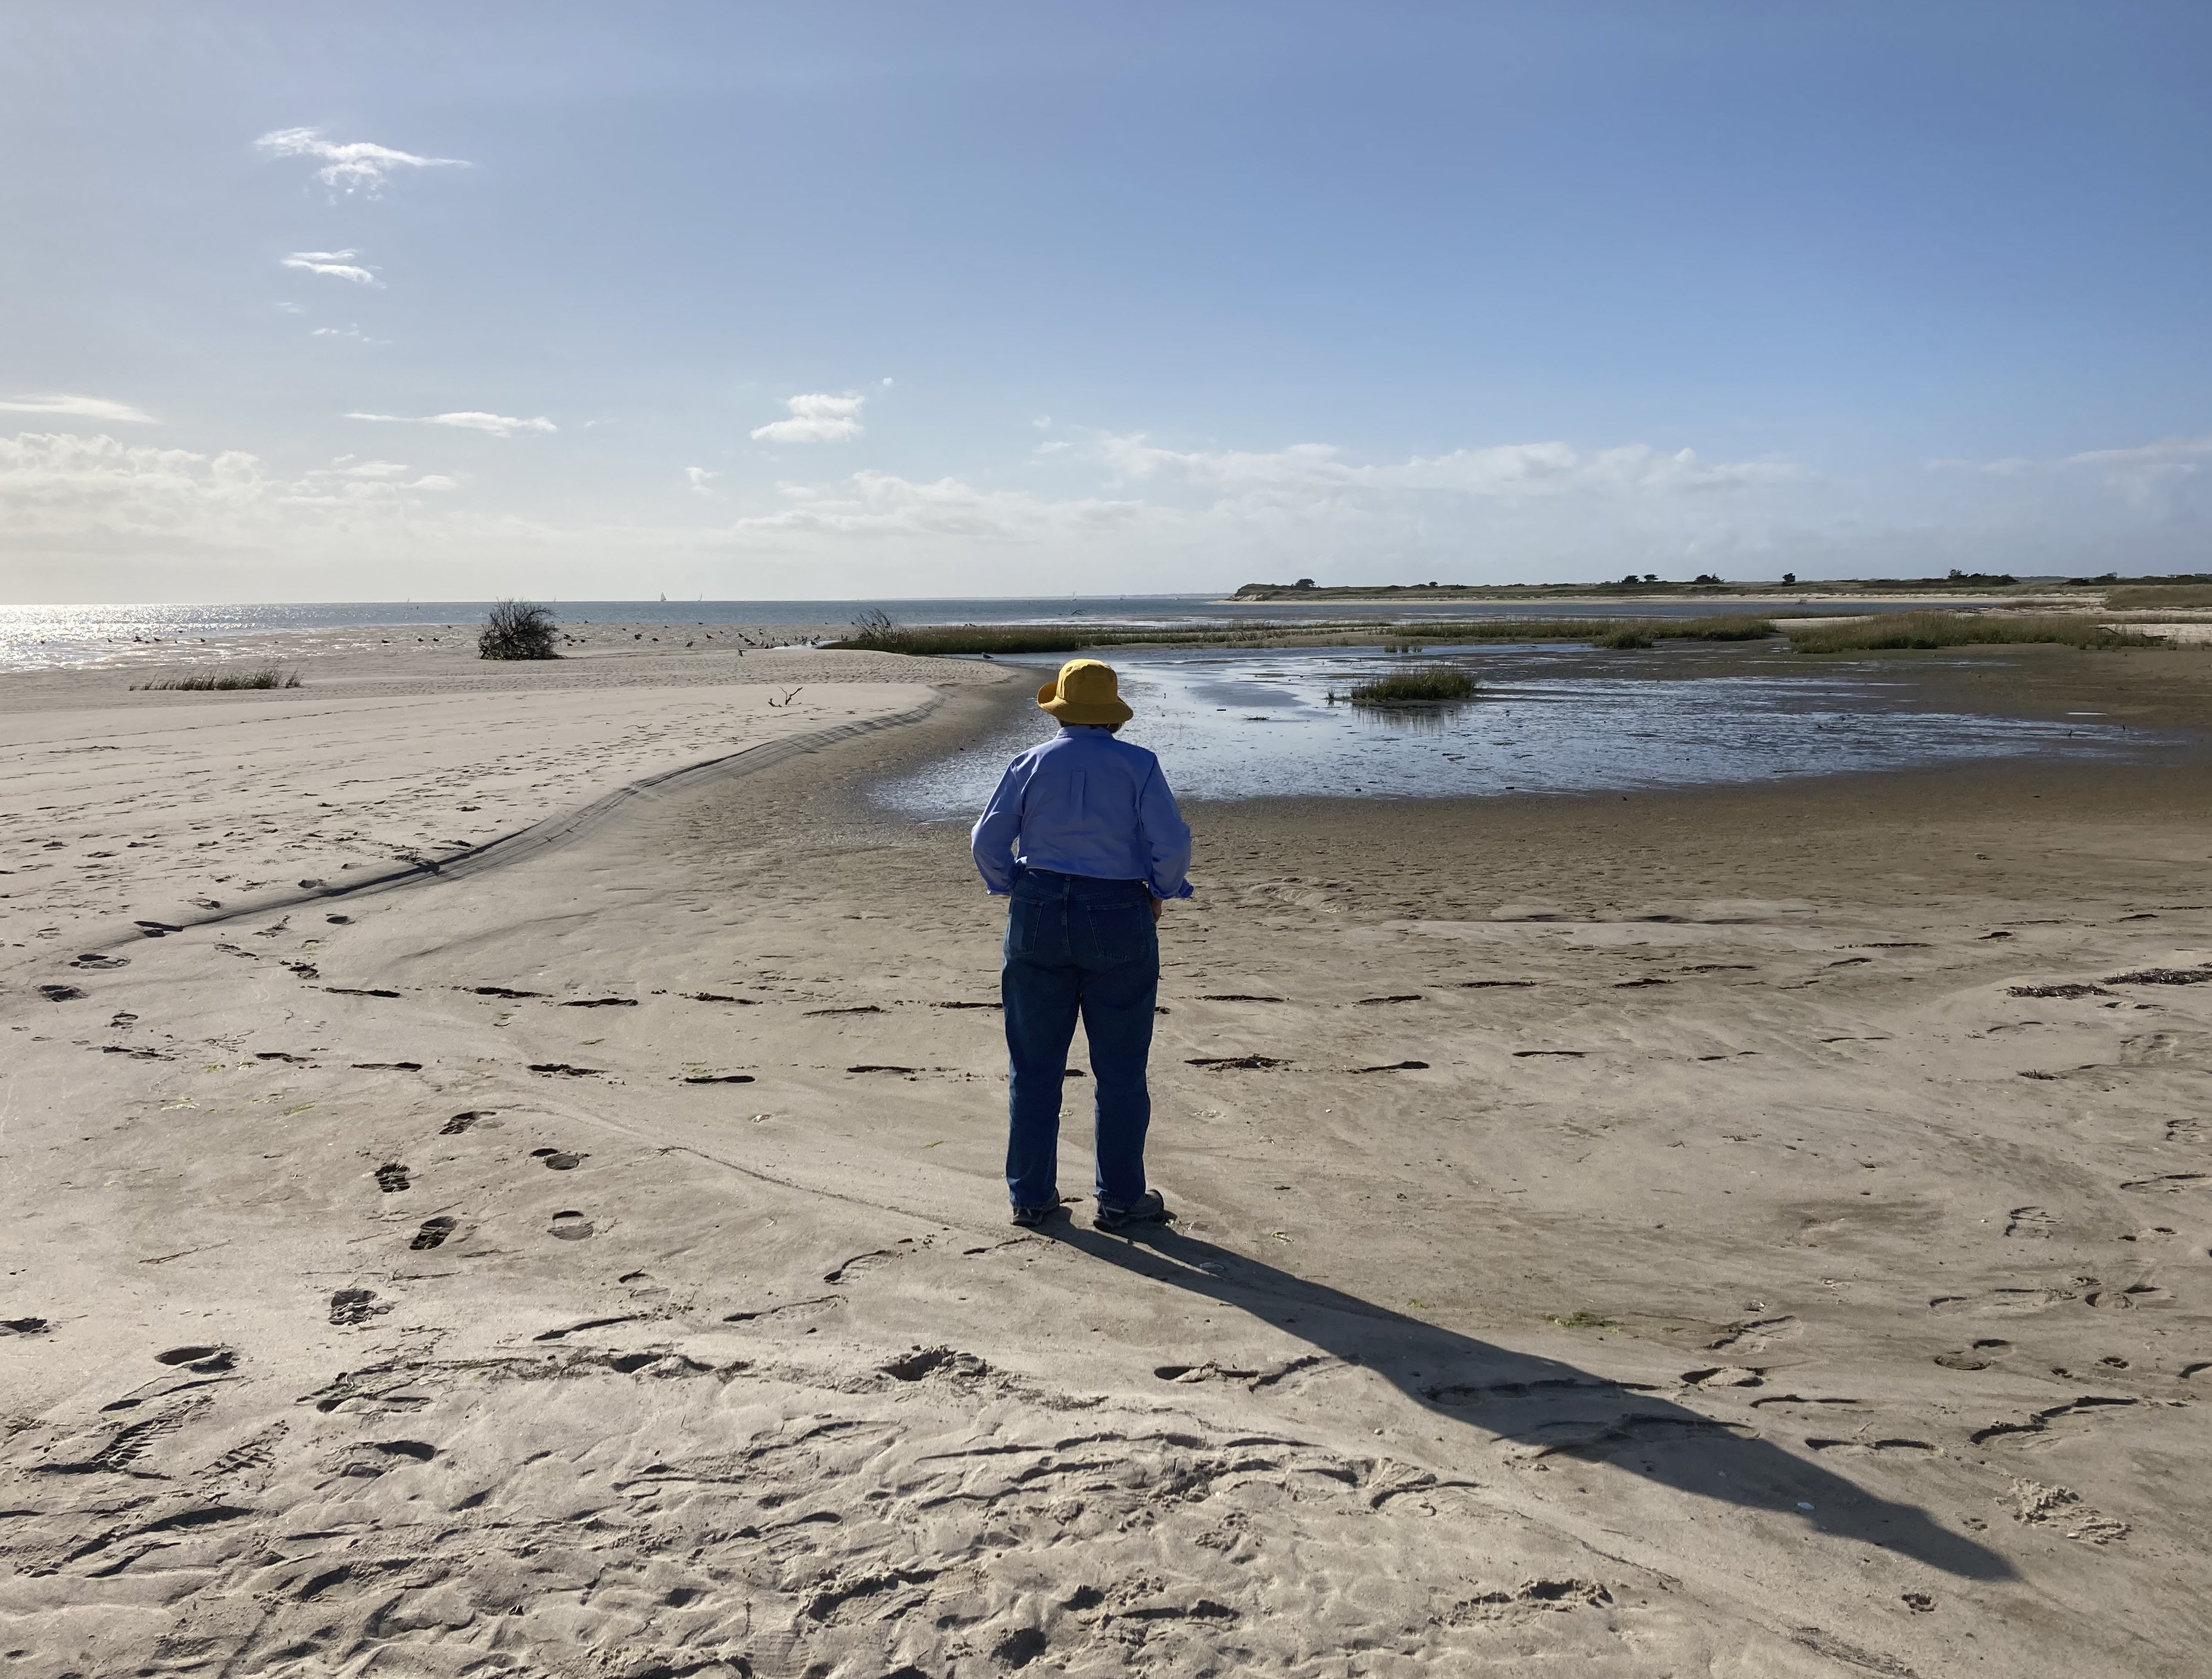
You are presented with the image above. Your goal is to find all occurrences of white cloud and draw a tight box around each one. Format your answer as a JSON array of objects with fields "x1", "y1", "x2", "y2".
[
  {"x1": 274, "y1": 301, "x2": 307, "y2": 315},
  {"x1": 345, "y1": 410, "x2": 556, "y2": 436},
  {"x1": 685, "y1": 466, "x2": 722, "y2": 496},
  {"x1": 282, "y1": 249, "x2": 380, "y2": 286},
  {"x1": 0, "y1": 431, "x2": 462, "y2": 547},
  {"x1": 310, "y1": 324, "x2": 383, "y2": 342},
  {"x1": 313, "y1": 458, "x2": 412, "y2": 480},
  {"x1": 254, "y1": 127, "x2": 466, "y2": 195},
  {"x1": 750, "y1": 392, "x2": 865, "y2": 444},
  {"x1": 1932, "y1": 432, "x2": 2212, "y2": 520},
  {"x1": 1091, "y1": 433, "x2": 1803, "y2": 500},
  {"x1": 0, "y1": 392, "x2": 155, "y2": 424},
  {"x1": 733, "y1": 470, "x2": 1144, "y2": 542}
]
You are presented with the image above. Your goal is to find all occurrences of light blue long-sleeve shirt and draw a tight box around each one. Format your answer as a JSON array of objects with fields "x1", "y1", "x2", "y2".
[{"x1": 971, "y1": 725, "x2": 1194, "y2": 898}]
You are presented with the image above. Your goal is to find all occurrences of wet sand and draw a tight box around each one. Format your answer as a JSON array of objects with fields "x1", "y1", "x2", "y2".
[{"x1": 2, "y1": 639, "x2": 2208, "y2": 1677}]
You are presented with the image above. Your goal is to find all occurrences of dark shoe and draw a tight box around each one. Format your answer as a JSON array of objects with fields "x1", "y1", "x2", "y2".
[
  {"x1": 1094, "y1": 1190, "x2": 1169, "y2": 1232},
  {"x1": 1011, "y1": 1201, "x2": 1065, "y2": 1228}
]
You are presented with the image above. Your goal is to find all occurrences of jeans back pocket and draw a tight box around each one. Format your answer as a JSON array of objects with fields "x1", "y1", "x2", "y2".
[{"x1": 1079, "y1": 898, "x2": 1157, "y2": 970}]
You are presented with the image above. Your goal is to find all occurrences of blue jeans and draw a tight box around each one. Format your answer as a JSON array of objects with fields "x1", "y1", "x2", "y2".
[{"x1": 1002, "y1": 869, "x2": 1159, "y2": 1211}]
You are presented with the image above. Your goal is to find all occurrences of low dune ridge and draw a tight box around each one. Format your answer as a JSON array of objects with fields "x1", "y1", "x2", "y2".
[{"x1": 1, "y1": 634, "x2": 2208, "y2": 1677}]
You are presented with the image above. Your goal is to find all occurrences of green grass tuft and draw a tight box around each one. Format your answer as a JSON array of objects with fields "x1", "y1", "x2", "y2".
[
  {"x1": 1546, "y1": 1309, "x2": 1619, "y2": 1330},
  {"x1": 1347, "y1": 665, "x2": 1478, "y2": 703},
  {"x1": 131, "y1": 666, "x2": 301, "y2": 692},
  {"x1": 1785, "y1": 612, "x2": 2164, "y2": 654}
]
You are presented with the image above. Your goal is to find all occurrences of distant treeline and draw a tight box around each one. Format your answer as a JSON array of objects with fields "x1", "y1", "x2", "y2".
[
  {"x1": 826, "y1": 608, "x2": 2194, "y2": 660},
  {"x1": 1233, "y1": 570, "x2": 2212, "y2": 601},
  {"x1": 825, "y1": 610, "x2": 1792, "y2": 657}
]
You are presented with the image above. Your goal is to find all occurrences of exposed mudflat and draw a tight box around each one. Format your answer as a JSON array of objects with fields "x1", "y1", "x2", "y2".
[{"x1": 2, "y1": 638, "x2": 2208, "y2": 1677}]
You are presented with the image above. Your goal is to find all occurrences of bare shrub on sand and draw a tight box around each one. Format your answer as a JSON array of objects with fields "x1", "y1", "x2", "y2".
[{"x1": 479, "y1": 600, "x2": 560, "y2": 660}]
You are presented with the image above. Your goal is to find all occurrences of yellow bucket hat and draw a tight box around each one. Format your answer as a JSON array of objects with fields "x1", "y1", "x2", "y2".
[{"x1": 1036, "y1": 658, "x2": 1132, "y2": 727}]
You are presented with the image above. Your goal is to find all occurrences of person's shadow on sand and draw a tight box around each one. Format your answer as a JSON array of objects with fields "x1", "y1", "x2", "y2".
[{"x1": 1042, "y1": 1220, "x2": 2012, "y2": 1582}]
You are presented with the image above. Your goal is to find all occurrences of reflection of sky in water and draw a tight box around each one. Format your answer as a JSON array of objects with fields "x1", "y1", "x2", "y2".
[{"x1": 876, "y1": 643, "x2": 2151, "y2": 813}]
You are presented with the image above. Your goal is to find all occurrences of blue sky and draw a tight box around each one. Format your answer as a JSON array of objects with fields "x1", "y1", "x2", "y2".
[{"x1": 4, "y1": 1, "x2": 2209, "y2": 601}]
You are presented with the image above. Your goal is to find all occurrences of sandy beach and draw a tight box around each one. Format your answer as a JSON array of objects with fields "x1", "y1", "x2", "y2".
[{"x1": 3, "y1": 635, "x2": 2210, "y2": 1677}]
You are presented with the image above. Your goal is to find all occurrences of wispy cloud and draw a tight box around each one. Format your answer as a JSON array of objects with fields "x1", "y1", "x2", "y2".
[
  {"x1": 309, "y1": 324, "x2": 383, "y2": 343},
  {"x1": 345, "y1": 411, "x2": 556, "y2": 436},
  {"x1": 751, "y1": 393, "x2": 865, "y2": 444},
  {"x1": 0, "y1": 393, "x2": 155, "y2": 424},
  {"x1": 313, "y1": 457, "x2": 411, "y2": 480},
  {"x1": 1931, "y1": 432, "x2": 2212, "y2": 516},
  {"x1": 1091, "y1": 433, "x2": 1804, "y2": 499},
  {"x1": 685, "y1": 466, "x2": 722, "y2": 496},
  {"x1": 734, "y1": 471, "x2": 1141, "y2": 541},
  {"x1": 254, "y1": 127, "x2": 467, "y2": 195},
  {"x1": 282, "y1": 249, "x2": 379, "y2": 286}
]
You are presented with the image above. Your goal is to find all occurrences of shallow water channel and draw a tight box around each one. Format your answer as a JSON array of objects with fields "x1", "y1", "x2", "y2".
[{"x1": 876, "y1": 642, "x2": 2151, "y2": 813}]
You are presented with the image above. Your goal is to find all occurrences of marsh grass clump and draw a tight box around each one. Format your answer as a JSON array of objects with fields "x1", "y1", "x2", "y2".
[
  {"x1": 132, "y1": 666, "x2": 301, "y2": 691},
  {"x1": 478, "y1": 599, "x2": 560, "y2": 660},
  {"x1": 2107, "y1": 584, "x2": 2212, "y2": 610},
  {"x1": 1671, "y1": 614, "x2": 1780, "y2": 640},
  {"x1": 1594, "y1": 626, "x2": 1656, "y2": 650},
  {"x1": 1347, "y1": 665, "x2": 1478, "y2": 704},
  {"x1": 1786, "y1": 612, "x2": 2164, "y2": 654}
]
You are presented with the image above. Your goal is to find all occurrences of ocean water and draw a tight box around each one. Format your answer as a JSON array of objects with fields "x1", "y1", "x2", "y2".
[
  {"x1": 2, "y1": 594, "x2": 1945, "y2": 672},
  {"x1": 876, "y1": 642, "x2": 2152, "y2": 810}
]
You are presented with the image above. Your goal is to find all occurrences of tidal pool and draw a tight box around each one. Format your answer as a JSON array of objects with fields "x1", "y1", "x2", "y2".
[{"x1": 875, "y1": 642, "x2": 2154, "y2": 814}]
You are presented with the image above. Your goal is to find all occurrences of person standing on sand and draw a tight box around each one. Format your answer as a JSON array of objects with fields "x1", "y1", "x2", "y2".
[{"x1": 971, "y1": 659, "x2": 1194, "y2": 1231}]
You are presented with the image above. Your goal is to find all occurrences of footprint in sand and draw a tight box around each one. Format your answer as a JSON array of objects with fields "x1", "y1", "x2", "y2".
[
  {"x1": 1970, "y1": 1395, "x2": 2139, "y2": 1447},
  {"x1": 69, "y1": 953, "x2": 128, "y2": 971},
  {"x1": 154, "y1": 1345, "x2": 237, "y2": 1372},
  {"x1": 38, "y1": 984, "x2": 86, "y2": 1003},
  {"x1": 549, "y1": 1210, "x2": 594, "y2": 1240},
  {"x1": 409, "y1": 1216, "x2": 460, "y2": 1251},
  {"x1": 374, "y1": 1163, "x2": 411, "y2": 1193},
  {"x1": 532, "y1": 1148, "x2": 585, "y2": 1171},
  {"x1": 824, "y1": 1248, "x2": 903, "y2": 1284},
  {"x1": 328, "y1": 1288, "x2": 389, "y2": 1326},
  {"x1": 1805, "y1": 1436, "x2": 1939, "y2": 1456},
  {"x1": 439, "y1": 1110, "x2": 495, "y2": 1135},
  {"x1": 2005, "y1": 1206, "x2": 2058, "y2": 1237},
  {"x1": 1929, "y1": 1282, "x2": 2089, "y2": 1315},
  {"x1": 2119, "y1": 1173, "x2": 2210, "y2": 1194},
  {"x1": 881, "y1": 1346, "x2": 989, "y2": 1381},
  {"x1": 1680, "y1": 1366, "x2": 1764, "y2": 1388},
  {"x1": 1935, "y1": 1338, "x2": 2011, "y2": 1371}
]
